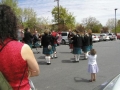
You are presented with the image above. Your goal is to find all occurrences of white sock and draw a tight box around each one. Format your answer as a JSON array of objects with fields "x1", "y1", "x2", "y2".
[
  {"x1": 77, "y1": 54, "x2": 80, "y2": 60},
  {"x1": 54, "y1": 52, "x2": 57, "y2": 57},
  {"x1": 84, "y1": 53, "x2": 87, "y2": 58},
  {"x1": 74, "y1": 54, "x2": 78, "y2": 61},
  {"x1": 45, "y1": 56, "x2": 51, "y2": 63}
]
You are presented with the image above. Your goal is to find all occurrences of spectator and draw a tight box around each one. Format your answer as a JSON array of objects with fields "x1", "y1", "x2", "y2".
[
  {"x1": 87, "y1": 49, "x2": 99, "y2": 82},
  {"x1": 0, "y1": 4, "x2": 40, "y2": 90},
  {"x1": 23, "y1": 28, "x2": 33, "y2": 48}
]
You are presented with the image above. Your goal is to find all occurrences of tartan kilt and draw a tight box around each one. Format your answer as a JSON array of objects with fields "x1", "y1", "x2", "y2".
[
  {"x1": 83, "y1": 46, "x2": 90, "y2": 52},
  {"x1": 52, "y1": 44, "x2": 57, "y2": 52},
  {"x1": 69, "y1": 44, "x2": 73, "y2": 49},
  {"x1": 43, "y1": 47, "x2": 53, "y2": 55},
  {"x1": 34, "y1": 41, "x2": 41, "y2": 47},
  {"x1": 89, "y1": 45, "x2": 93, "y2": 50},
  {"x1": 28, "y1": 43, "x2": 33, "y2": 49},
  {"x1": 73, "y1": 47, "x2": 82, "y2": 54}
]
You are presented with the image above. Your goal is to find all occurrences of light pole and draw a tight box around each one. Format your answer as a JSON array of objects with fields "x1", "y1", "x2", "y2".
[
  {"x1": 115, "y1": 8, "x2": 117, "y2": 35},
  {"x1": 54, "y1": 0, "x2": 59, "y2": 31}
]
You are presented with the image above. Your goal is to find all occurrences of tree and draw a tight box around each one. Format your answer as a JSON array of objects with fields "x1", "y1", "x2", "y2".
[
  {"x1": 106, "y1": 18, "x2": 115, "y2": 33},
  {"x1": 101, "y1": 26, "x2": 109, "y2": 33},
  {"x1": 82, "y1": 16, "x2": 102, "y2": 33},
  {"x1": 76, "y1": 24, "x2": 85, "y2": 33},
  {"x1": 0, "y1": 0, "x2": 22, "y2": 17},
  {"x1": 52, "y1": 6, "x2": 76, "y2": 31}
]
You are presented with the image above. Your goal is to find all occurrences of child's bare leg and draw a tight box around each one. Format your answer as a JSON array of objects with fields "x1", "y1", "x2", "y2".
[{"x1": 93, "y1": 73, "x2": 96, "y2": 81}]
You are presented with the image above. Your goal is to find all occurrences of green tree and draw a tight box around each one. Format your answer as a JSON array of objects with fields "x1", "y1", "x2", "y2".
[
  {"x1": 52, "y1": 6, "x2": 75, "y2": 31},
  {"x1": 106, "y1": 18, "x2": 115, "y2": 33},
  {"x1": 22, "y1": 8, "x2": 37, "y2": 30},
  {"x1": 0, "y1": 0, "x2": 22, "y2": 17},
  {"x1": 82, "y1": 16, "x2": 102, "y2": 33}
]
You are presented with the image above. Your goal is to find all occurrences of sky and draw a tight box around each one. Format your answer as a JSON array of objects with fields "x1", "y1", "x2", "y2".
[{"x1": 18, "y1": 0, "x2": 120, "y2": 26}]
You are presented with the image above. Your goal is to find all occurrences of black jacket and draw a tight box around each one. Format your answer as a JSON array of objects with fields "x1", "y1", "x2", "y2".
[
  {"x1": 23, "y1": 31, "x2": 33, "y2": 44},
  {"x1": 41, "y1": 34, "x2": 52, "y2": 48},
  {"x1": 33, "y1": 34, "x2": 40, "y2": 44},
  {"x1": 72, "y1": 34, "x2": 83, "y2": 47},
  {"x1": 83, "y1": 35, "x2": 90, "y2": 46},
  {"x1": 89, "y1": 35, "x2": 92, "y2": 45}
]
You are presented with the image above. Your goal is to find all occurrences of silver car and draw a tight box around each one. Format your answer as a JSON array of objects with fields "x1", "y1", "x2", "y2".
[
  {"x1": 93, "y1": 74, "x2": 120, "y2": 90},
  {"x1": 107, "y1": 33, "x2": 116, "y2": 40},
  {"x1": 99, "y1": 33, "x2": 110, "y2": 41},
  {"x1": 61, "y1": 31, "x2": 69, "y2": 44}
]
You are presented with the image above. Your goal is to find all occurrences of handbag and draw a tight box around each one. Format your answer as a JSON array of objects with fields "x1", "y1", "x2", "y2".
[{"x1": 0, "y1": 72, "x2": 13, "y2": 90}]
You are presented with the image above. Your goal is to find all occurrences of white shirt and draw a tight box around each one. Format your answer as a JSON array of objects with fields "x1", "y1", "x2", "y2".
[{"x1": 87, "y1": 54, "x2": 97, "y2": 65}]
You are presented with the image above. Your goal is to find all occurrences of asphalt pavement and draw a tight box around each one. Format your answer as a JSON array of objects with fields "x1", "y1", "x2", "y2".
[{"x1": 31, "y1": 40, "x2": 120, "y2": 90}]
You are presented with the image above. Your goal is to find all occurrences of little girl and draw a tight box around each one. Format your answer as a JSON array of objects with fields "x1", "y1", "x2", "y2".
[{"x1": 87, "y1": 49, "x2": 99, "y2": 82}]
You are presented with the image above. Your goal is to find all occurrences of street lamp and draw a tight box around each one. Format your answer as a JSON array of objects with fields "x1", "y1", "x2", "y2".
[
  {"x1": 115, "y1": 8, "x2": 117, "y2": 35},
  {"x1": 54, "y1": 0, "x2": 59, "y2": 31}
]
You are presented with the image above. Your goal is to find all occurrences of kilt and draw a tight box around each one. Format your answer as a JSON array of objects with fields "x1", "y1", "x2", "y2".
[
  {"x1": 34, "y1": 41, "x2": 41, "y2": 47},
  {"x1": 73, "y1": 47, "x2": 82, "y2": 54},
  {"x1": 52, "y1": 44, "x2": 57, "y2": 52},
  {"x1": 89, "y1": 45, "x2": 93, "y2": 50},
  {"x1": 43, "y1": 47, "x2": 53, "y2": 55},
  {"x1": 69, "y1": 44, "x2": 73, "y2": 49},
  {"x1": 83, "y1": 46, "x2": 90, "y2": 52},
  {"x1": 88, "y1": 64, "x2": 99, "y2": 73},
  {"x1": 28, "y1": 43, "x2": 33, "y2": 49}
]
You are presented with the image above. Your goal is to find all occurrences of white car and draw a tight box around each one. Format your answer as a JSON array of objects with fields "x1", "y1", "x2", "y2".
[
  {"x1": 93, "y1": 74, "x2": 120, "y2": 90},
  {"x1": 107, "y1": 33, "x2": 116, "y2": 40},
  {"x1": 99, "y1": 33, "x2": 110, "y2": 41},
  {"x1": 92, "y1": 34, "x2": 99, "y2": 42},
  {"x1": 61, "y1": 31, "x2": 69, "y2": 44}
]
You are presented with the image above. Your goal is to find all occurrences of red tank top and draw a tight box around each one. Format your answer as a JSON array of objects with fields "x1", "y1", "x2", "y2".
[{"x1": 0, "y1": 39, "x2": 30, "y2": 90}]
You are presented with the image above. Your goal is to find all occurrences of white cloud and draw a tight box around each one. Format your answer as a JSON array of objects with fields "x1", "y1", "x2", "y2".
[{"x1": 18, "y1": 0, "x2": 120, "y2": 25}]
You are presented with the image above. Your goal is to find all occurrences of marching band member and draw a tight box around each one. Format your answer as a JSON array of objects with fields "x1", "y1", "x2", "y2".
[{"x1": 72, "y1": 30, "x2": 83, "y2": 62}]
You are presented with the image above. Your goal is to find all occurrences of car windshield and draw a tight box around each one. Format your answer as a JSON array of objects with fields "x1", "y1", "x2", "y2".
[
  {"x1": 61, "y1": 33, "x2": 67, "y2": 36},
  {"x1": 108, "y1": 34, "x2": 112, "y2": 35}
]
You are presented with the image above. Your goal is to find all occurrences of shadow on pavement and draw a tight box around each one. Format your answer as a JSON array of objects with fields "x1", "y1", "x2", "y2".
[
  {"x1": 33, "y1": 51, "x2": 41, "y2": 54},
  {"x1": 74, "y1": 77, "x2": 89, "y2": 83},
  {"x1": 59, "y1": 52, "x2": 71, "y2": 54},
  {"x1": 38, "y1": 56, "x2": 45, "y2": 59},
  {"x1": 37, "y1": 61, "x2": 47, "y2": 65},
  {"x1": 61, "y1": 60, "x2": 73, "y2": 63}
]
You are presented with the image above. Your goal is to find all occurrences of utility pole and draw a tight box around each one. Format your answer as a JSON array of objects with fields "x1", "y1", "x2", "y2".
[
  {"x1": 115, "y1": 8, "x2": 117, "y2": 35},
  {"x1": 54, "y1": 0, "x2": 59, "y2": 31}
]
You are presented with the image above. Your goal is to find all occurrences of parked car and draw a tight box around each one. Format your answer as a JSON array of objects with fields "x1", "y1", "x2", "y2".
[
  {"x1": 107, "y1": 33, "x2": 116, "y2": 40},
  {"x1": 61, "y1": 31, "x2": 69, "y2": 44},
  {"x1": 92, "y1": 34, "x2": 100, "y2": 42},
  {"x1": 99, "y1": 33, "x2": 110, "y2": 41},
  {"x1": 93, "y1": 74, "x2": 120, "y2": 90}
]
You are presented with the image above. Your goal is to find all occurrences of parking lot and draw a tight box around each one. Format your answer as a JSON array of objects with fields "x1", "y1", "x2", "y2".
[{"x1": 31, "y1": 40, "x2": 120, "y2": 90}]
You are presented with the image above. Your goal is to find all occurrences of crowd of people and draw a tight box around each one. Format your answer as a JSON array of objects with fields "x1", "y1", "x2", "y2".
[{"x1": 0, "y1": 4, "x2": 99, "y2": 90}]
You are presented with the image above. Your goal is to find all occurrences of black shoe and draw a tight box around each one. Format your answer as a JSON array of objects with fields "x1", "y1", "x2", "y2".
[
  {"x1": 47, "y1": 63, "x2": 51, "y2": 65},
  {"x1": 75, "y1": 60, "x2": 79, "y2": 62}
]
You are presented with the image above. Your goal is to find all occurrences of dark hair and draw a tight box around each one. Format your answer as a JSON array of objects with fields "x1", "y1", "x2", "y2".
[
  {"x1": 24, "y1": 28, "x2": 29, "y2": 32},
  {"x1": 0, "y1": 4, "x2": 18, "y2": 45},
  {"x1": 90, "y1": 49, "x2": 96, "y2": 55}
]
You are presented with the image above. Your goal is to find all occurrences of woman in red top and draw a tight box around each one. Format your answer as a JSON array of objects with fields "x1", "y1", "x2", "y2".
[{"x1": 0, "y1": 5, "x2": 40, "y2": 90}]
